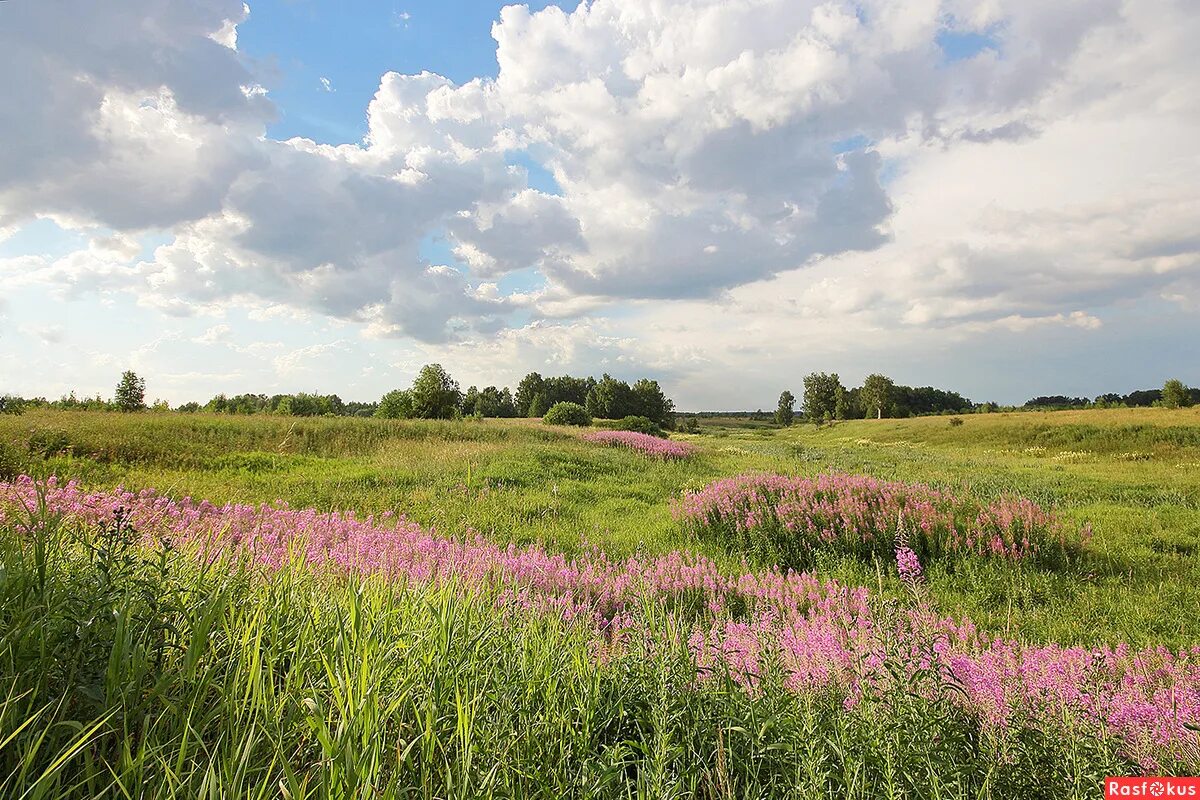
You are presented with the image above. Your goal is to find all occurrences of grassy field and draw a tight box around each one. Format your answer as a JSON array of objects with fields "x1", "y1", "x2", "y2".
[
  {"x1": 1, "y1": 407, "x2": 1199, "y2": 796},
  {"x1": 3, "y1": 407, "x2": 1198, "y2": 646}
]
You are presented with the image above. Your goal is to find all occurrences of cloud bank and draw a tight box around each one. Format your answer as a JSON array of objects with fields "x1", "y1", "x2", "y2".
[{"x1": 1, "y1": 0, "x2": 1197, "y2": 403}]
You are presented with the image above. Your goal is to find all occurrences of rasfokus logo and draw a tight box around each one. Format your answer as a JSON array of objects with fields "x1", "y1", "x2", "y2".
[{"x1": 1106, "y1": 778, "x2": 1200, "y2": 798}]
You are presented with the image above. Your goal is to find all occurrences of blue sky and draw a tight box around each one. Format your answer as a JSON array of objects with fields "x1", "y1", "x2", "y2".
[
  {"x1": 238, "y1": 0, "x2": 576, "y2": 144},
  {"x1": 1, "y1": 0, "x2": 1197, "y2": 408}
]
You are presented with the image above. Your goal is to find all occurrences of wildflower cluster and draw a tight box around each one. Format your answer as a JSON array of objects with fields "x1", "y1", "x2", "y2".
[
  {"x1": 583, "y1": 430, "x2": 697, "y2": 459},
  {"x1": 1, "y1": 475, "x2": 1194, "y2": 769},
  {"x1": 673, "y1": 472, "x2": 1085, "y2": 570}
]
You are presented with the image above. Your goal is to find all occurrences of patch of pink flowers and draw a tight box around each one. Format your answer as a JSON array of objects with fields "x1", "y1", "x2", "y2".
[
  {"x1": 1, "y1": 475, "x2": 1193, "y2": 769},
  {"x1": 583, "y1": 430, "x2": 697, "y2": 459},
  {"x1": 674, "y1": 472, "x2": 1085, "y2": 567}
]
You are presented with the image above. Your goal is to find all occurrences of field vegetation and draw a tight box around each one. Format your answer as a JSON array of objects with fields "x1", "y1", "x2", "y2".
[{"x1": 1, "y1": 405, "x2": 1199, "y2": 796}]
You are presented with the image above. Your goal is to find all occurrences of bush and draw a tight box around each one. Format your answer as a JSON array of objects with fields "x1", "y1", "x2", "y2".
[
  {"x1": 949, "y1": 417, "x2": 964, "y2": 427},
  {"x1": 543, "y1": 402, "x2": 591, "y2": 427},
  {"x1": 674, "y1": 473, "x2": 1086, "y2": 571},
  {"x1": 613, "y1": 415, "x2": 664, "y2": 437}
]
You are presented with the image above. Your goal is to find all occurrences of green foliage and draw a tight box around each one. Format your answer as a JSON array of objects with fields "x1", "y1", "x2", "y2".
[
  {"x1": 542, "y1": 401, "x2": 591, "y2": 426},
  {"x1": 515, "y1": 372, "x2": 546, "y2": 417},
  {"x1": 802, "y1": 372, "x2": 842, "y2": 424},
  {"x1": 113, "y1": 371, "x2": 145, "y2": 413},
  {"x1": 1163, "y1": 378, "x2": 1192, "y2": 409},
  {"x1": 860, "y1": 374, "x2": 894, "y2": 419},
  {"x1": 462, "y1": 385, "x2": 518, "y2": 418},
  {"x1": 774, "y1": 391, "x2": 795, "y2": 426},
  {"x1": 528, "y1": 391, "x2": 549, "y2": 418},
  {"x1": 276, "y1": 392, "x2": 345, "y2": 417},
  {"x1": 0, "y1": 394, "x2": 24, "y2": 415},
  {"x1": 375, "y1": 389, "x2": 415, "y2": 419},
  {"x1": 409, "y1": 363, "x2": 463, "y2": 420},
  {"x1": 0, "y1": 441, "x2": 22, "y2": 479},
  {"x1": 612, "y1": 415, "x2": 664, "y2": 436}
]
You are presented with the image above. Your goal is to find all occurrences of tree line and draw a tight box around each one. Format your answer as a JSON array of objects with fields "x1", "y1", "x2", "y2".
[
  {"x1": 375, "y1": 365, "x2": 675, "y2": 428},
  {"x1": 1, "y1": 366, "x2": 676, "y2": 427},
  {"x1": 773, "y1": 374, "x2": 1197, "y2": 425},
  {"x1": 774, "y1": 373, "x2": 975, "y2": 425}
]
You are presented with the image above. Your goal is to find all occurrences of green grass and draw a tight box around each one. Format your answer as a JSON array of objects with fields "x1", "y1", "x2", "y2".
[
  {"x1": 2, "y1": 407, "x2": 1198, "y2": 796},
  {"x1": 1, "y1": 407, "x2": 1199, "y2": 648},
  {"x1": 0, "y1": 511, "x2": 1131, "y2": 799}
]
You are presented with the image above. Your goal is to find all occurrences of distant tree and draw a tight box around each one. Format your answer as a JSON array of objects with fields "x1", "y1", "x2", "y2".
[
  {"x1": 544, "y1": 375, "x2": 595, "y2": 408},
  {"x1": 175, "y1": 401, "x2": 202, "y2": 413},
  {"x1": 498, "y1": 387, "x2": 518, "y2": 418},
  {"x1": 461, "y1": 385, "x2": 481, "y2": 417},
  {"x1": 586, "y1": 374, "x2": 635, "y2": 420},
  {"x1": 375, "y1": 389, "x2": 414, "y2": 419},
  {"x1": 1093, "y1": 393, "x2": 1124, "y2": 407},
  {"x1": 114, "y1": 371, "x2": 146, "y2": 412},
  {"x1": 515, "y1": 372, "x2": 546, "y2": 417},
  {"x1": 775, "y1": 391, "x2": 795, "y2": 426},
  {"x1": 1162, "y1": 378, "x2": 1192, "y2": 409},
  {"x1": 543, "y1": 401, "x2": 591, "y2": 427},
  {"x1": 1023, "y1": 395, "x2": 1089, "y2": 410},
  {"x1": 802, "y1": 372, "x2": 842, "y2": 424},
  {"x1": 860, "y1": 374, "x2": 895, "y2": 419},
  {"x1": 0, "y1": 395, "x2": 24, "y2": 415},
  {"x1": 630, "y1": 378, "x2": 675, "y2": 428},
  {"x1": 1124, "y1": 389, "x2": 1162, "y2": 407},
  {"x1": 408, "y1": 364, "x2": 462, "y2": 419},
  {"x1": 528, "y1": 391, "x2": 549, "y2": 418},
  {"x1": 893, "y1": 385, "x2": 973, "y2": 416},
  {"x1": 834, "y1": 385, "x2": 851, "y2": 421}
]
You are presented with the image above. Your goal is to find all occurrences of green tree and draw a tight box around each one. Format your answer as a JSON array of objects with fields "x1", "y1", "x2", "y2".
[
  {"x1": 375, "y1": 389, "x2": 414, "y2": 419},
  {"x1": 860, "y1": 373, "x2": 895, "y2": 419},
  {"x1": 802, "y1": 372, "x2": 842, "y2": 424},
  {"x1": 586, "y1": 374, "x2": 635, "y2": 420},
  {"x1": 409, "y1": 364, "x2": 462, "y2": 419},
  {"x1": 528, "y1": 391, "x2": 549, "y2": 418},
  {"x1": 114, "y1": 371, "x2": 146, "y2": 412},
  {"x1": 0, "y1": 395, "x2": 24, "y2": 415},
  {"x1": 774, "y1": 390, "x2": 795, "y2": 426},
  {"x1": 1162, "y1": 378, "x2": 1192, "y2": 409},
  {"x1": 630, "y1": 378, "x2": 675, "y2": 428},
  {"x1": 515, "y1": 372, "x2": 546, "y2": 417}
]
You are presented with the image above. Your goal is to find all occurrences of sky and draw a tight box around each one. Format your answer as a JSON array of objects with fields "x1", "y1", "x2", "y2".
[{"x1": 0, "y1": 0, "x2": 1197, "y2": 410}]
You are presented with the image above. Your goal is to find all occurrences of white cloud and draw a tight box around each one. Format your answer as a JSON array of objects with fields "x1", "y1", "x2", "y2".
[{"x1": 1, "y1": 0, "x2": 1198, "y2": 406}]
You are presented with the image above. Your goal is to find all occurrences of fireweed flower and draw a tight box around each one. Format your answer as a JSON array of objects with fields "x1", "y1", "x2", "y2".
[
  {"x1": 1, "y1": 475, "x2": 1195, "y2": 769},
  {"x1": 583, "y1": 430, "x2": 697, "y2": 459},
  {"x1": 673, "y1": 472, "x2": 1080, "y2": 568}
]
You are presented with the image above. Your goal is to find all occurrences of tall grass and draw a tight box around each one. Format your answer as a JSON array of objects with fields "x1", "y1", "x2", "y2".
[
  {"x1": 0, "y1": 499, "x2": 1152, "y2": 798},
  {"x1": 3, "y1": 478, "x2": 1198, "y2": 796}
]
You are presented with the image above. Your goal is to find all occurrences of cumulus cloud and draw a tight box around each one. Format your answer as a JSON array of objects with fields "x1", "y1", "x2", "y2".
[{"x1": 0, "y1": 0, "x2": 1197, "y2": 361}]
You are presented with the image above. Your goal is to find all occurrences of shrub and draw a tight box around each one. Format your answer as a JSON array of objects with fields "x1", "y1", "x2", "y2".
[
  {"x1": 613, "y1": 415, "x2": 664, "y2": 437},
  {"x1": 949, "y1": 417, "x2": 964, "y2": 427},
  {"x1": 674, "y1": 473, "x2": 1086, "y2": 571},
  {"x1": 543, "y1": 401, "x2": 591, "y2": 427}
]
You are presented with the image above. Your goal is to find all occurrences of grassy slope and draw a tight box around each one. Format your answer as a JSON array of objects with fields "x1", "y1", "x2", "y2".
[{"x1": 2, "y1": 407, "x2": 1199, "y2": 646}]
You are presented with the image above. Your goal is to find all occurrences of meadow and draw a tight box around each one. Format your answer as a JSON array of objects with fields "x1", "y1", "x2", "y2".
[{"x1": 1, "y1": 407, "x2": 1199, "y2": 797}]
